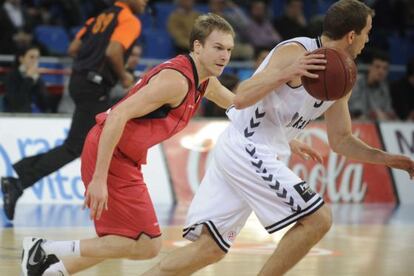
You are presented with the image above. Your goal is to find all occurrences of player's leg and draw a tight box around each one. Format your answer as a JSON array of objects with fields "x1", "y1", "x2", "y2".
[
  {"x1": 22, "y1": 229, "x2": 162, "y2": 275},
  {"x1": 144, "y1": 144, "x2": 251, "y2": 275},
  {"x1": 143, "y1": 228, "x2": 224, "y2": 276},
  {"x1": 76, "y1": 234, "x2": 162, "y2": 259},
  {"x1": 258, "y1": 205, "x2": 331, "y2": 275},
  {"x1": 48, "y1": 234, "x2": 161, "y2": 274},
  {"x1": 230, "y1": 142, "x2": 332, "y2": 275}
]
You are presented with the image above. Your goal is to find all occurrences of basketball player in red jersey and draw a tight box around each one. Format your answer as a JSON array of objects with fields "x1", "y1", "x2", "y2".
[{"x1": 19, "y1": 13, "x2": 238, "y2": 276}]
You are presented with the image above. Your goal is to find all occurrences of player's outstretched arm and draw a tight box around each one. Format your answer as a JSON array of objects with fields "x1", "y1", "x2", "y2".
[
  {"x1": 84, "y1": 70, "x2": 189, "y2": 220},
  {"x1": 233, "y1": 43, "x2": 326, "y2": 109},
  {"x1": 204, "y1": 77, "x2": 235, "y2": 109},
  {"x1": 325, "y1": 96, "x2": 414, "y2": 179}
]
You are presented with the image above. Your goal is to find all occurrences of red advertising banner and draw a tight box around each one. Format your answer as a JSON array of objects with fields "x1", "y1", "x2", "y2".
[
  {"x1": 288, "y1": 122, "x2": 396, "y2": 203},
  {"x1": 163, "y1": 120, "x2": 397, "y2": 204}
]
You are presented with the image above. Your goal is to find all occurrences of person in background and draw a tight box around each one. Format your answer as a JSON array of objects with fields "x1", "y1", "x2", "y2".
[
  {"x1": 167, "y1": 0, "x2": 200, "y2": 54},
  {"x1": 1, "y1": 0, "x2": 147, "y2": 222},
  {"x1": 208, "y1": 0, "x2": 254, "y2": 60},
  {"x1": 110, "y1": 44, "x2": 145, "y2": 105},
  {"x1": 390, "y1": 57, "x2": 414, "y2": 121},
  {"x1": 348, "y1": 50, "x2": 397, "y2": 121},
  {"x1": 0, "y1": 0, "x2": 34, "y2": 55},
  {"x1": 3, "y1": 45, "x2": 48, "y2": 113},
  {"x1": 273, "y1": 0, "x2": 308, "y2": 40},
  {"x1": 245, "y1": 0, "x2": 281, "y2": 51},
  {"x1": 237, "y1": 47, "x2": 271, "y2": 80}
]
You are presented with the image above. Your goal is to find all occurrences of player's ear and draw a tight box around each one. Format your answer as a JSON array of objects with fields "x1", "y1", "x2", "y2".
[
  {"x1": 193, "y1": 40, "x2": 202, "y2": 55},
  {"x1": 347, "y1": 31, "x2": 356, "y2": 45}
]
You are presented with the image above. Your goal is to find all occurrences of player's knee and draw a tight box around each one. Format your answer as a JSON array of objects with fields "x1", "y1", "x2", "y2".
[
  {"x1": 144, "y1": 240, "x2": 162, "y2": 259},
  {"x1": 129, "y1": 237, "x2": 162, "y2": 260},
  {"x1": 318, "y1": 205, "x2": 333, "y2": 234},
  {"x1": 198, "y1": 236, "x2": 226, "y2": 263},
  {"x1": 300, "y1": 205, "x2": 332, "y2": 237},
  {"x1": 310, "y1": 205, "x2": 332, "y2": 235}
]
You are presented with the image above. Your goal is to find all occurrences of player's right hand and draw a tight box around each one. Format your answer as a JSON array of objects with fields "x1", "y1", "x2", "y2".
[
  {"x1": 286, "y1": 52, "x2": 326, "y2": 79},
  {"x1": 386, "y1": 154, "x2": 414, "y2": 180},
  {"x1": 83, "y1": 178, "x2": 108, "y2": 220}
]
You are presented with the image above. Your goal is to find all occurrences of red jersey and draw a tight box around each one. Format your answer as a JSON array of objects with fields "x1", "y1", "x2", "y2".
[{"x1": 95, "y1": 54, "x2": 209, "y2": 164}]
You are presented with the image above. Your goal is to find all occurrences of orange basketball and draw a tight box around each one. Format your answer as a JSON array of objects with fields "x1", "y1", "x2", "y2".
[{"x1": 301, "y1": 47, "x2": 357, "y2": 101}]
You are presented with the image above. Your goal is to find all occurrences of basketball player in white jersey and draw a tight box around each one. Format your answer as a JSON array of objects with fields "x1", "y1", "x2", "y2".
[{"x1": 144, "y1": 1, "x2": 414, "y2": 275}]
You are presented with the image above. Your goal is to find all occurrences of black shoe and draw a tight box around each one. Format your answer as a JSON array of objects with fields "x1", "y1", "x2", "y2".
[
  {"x1": 1, "y1": 176, "x2": 23, "y2": 220},
  {"x1": 21, "y1": 237, "x2": 59, "y2": 276}
]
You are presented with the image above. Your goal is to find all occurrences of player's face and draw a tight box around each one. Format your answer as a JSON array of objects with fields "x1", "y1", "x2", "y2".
[
  {"x1": 349, "y1": 15, "x2": 372, "y2": 59},
  {"x1": 130, "y1": 0, "x2": 148, "y2": 14},
  {"x1": 198, "y1": 30, "x2": 234, "y2": 77}
]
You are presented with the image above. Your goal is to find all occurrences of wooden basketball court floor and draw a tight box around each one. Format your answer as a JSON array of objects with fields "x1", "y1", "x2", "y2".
[{"x1": 1, "y1": 203, "x2": 414, "y2": 276}]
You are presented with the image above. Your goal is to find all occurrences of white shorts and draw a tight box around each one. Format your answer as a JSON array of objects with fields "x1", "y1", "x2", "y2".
[{"x1": 183, "y1": 126, "x2": 324, "y2": 252}]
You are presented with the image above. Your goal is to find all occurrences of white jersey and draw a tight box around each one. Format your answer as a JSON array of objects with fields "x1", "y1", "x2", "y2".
[{"x1": 226, "y1": 37, "x2": 335, "y2": 158}]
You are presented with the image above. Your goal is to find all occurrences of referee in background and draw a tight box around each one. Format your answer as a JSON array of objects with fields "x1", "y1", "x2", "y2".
[{"x1": 1, "y1": 0, "x2": 148, "y2": 221}]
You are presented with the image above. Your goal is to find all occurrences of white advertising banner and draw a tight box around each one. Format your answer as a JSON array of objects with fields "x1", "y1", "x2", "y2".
[
  {"x1": 379, "y1": 122, "x2": 414, "y2": 204},
  {"x1": 0, "y1": 116, "x2": 173, "y2": 205}
]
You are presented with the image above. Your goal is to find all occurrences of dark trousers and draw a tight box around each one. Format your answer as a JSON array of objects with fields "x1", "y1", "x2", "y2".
[{"x1": 13, "y1": 73, "x2": 111, "y2": 189}]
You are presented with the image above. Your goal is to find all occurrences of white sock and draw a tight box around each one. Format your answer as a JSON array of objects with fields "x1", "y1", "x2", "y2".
[
  {"x1": 42, "y1": 240, "x2": 81, "y2": 258},
  {"x1": 42, "y1": 261, "x2": 70, "y2": 276}
]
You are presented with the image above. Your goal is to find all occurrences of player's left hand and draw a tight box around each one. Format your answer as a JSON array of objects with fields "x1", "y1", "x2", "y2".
[
  {"x1": 289, "y1": 139, "x2": 323, "y2": 163},
  {"x1": 386, "y1": 154, "x2": 414, "y2": 179}
]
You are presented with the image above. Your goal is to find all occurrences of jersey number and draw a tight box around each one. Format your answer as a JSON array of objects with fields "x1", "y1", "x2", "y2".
[{"x1": 92, "y1": 13, "x2": 114, "y2": 34}]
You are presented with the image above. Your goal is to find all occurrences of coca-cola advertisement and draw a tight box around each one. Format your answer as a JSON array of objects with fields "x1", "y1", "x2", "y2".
[
  {"x1": 163, "y1": 120, "x2": 397, "y2": 204},
  {"x1": 288, "y1": 122, "x2": 396, "y2": 203}
]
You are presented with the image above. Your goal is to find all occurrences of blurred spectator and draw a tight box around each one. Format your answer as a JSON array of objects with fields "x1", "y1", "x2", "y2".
[
  {"x1": 390, "y1": 57, "x2": 414, "y2": 121},
  {"x1": 110, "y1": 44, "x2": 145, "y2": 105},
  {"x1": 238, "y1": 47, "x2": 270, "y2": 80},
  {"x1": 167, "y1": 0, "x2": 200, "y2": 54},
  {"x1": 204, "y1": 73, "x2": 239, "y2": 117},
  {"x1": 273, "y1": 0, "x2": 308, "y2": 40},
  {"x1": 245, "y1": 0, "x2": 281, "y2": 51},
  {"x1": 0, "y1": 0, "x2": 35, "y2": 54},
  {"x1": 349, "y1": 50, "x2": 397, "y2": 121},
  {"x1": 80, "y1": 0, "x2": 112, "y2": 18},
  {"x1": 41, "y1": 0, "x2": 83, "y2": 28},
  {"x1": 3, "y1": 45, "x2": 48, "y2": 113},
  {"x1": 208, "y1": 0, "x2": 253, "y2": 60},
  {"x1": 0, "y1": 1, "x2": 146, "y2": 222},
  {"x1": 307, "y1": 14, "x2": 324, "y2": 38}
]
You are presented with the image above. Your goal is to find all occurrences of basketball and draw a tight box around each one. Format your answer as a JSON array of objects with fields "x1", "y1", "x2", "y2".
[{"x1": 301, "y1": 47, "x2": 357, "y2": 101}]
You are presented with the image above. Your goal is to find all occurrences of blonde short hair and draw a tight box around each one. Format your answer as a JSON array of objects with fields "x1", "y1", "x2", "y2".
[{"x1": 189, "y1": 13, "x2": 235, "y2": 51}]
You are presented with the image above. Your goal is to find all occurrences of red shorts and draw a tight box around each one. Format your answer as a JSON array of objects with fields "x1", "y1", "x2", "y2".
[{"x1": 81, "y1": 125, "x2": 161, "y2": 239}]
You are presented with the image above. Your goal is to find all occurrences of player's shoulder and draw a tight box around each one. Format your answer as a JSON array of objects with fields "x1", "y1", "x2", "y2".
[
  {"x1": 156, "y1": 69, "x2": 189, "y2": 89},
  {"x1": 276, "y1": 37, "x2": 319, "y2": 52},
  {"x1": 117, "y1": 5, "x2": 140, "y2": 25}
]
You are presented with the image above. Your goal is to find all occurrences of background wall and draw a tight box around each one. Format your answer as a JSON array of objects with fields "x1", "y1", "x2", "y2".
[{"x1": 1, "y1": 116, "x2": 413, "y2": 205}]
